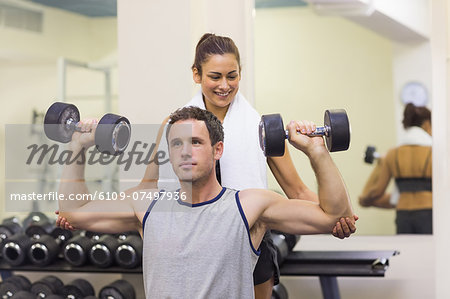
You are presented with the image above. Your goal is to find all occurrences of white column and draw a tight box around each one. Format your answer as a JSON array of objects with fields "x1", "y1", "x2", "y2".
[
  {"x1": 117, "y1": 0, "x2": 255, "y2": 124},
  {"x1": 432, "y1": 0, "x2": 450, "y2": 297},
  {"x1": 117, "y1": 0, "x2": 192, "y2": 123}
]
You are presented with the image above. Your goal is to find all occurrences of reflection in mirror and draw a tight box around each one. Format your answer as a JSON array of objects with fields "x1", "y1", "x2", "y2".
[
  {"x1": 254, "y1": 3, "x2": 432, "y2": 235},
  {"x1": 0, "y1": 1, "x2": 117, "y2": 217},
  {"x1": 359, "y1": 104, "x2": 432, "y2": 234}
]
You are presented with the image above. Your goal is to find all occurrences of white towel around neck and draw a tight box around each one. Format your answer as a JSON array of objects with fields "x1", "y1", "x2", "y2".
[{"x1": 398, "y1": 126, "x2": 432, "y2": 146}]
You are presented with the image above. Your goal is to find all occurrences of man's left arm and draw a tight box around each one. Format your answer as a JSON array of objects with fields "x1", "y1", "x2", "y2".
[
  {"x1": 242, "y1": 119, "x2": 355, "y2": 242},
  {"x1": 267, "y1": 140, "x2": 356, "y2": 238},
  {"x1": 285, "y1": 120, "x2": 354, "y2": 221},
  {"x1": 241, "y1": 188, "x2": 351, "y2": 238}
]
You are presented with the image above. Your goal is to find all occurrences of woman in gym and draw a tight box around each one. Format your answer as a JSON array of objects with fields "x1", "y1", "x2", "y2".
[{"x1": 359, "y1": 103, "x2": 432, "y2": 234}]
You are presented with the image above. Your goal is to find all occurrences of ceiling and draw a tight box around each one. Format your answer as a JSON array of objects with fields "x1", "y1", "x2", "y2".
[
  {"x1": 255, "y1": 0, "x2": 308, "y2": 9},
  {"x1": 26, "y1": 0, "x2": 307, "y2": 17},
  {"x1": 29, "y1": 0, "x2": 117, "y2": 17}
]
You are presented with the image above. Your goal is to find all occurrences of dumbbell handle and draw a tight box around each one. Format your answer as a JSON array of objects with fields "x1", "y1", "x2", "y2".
[
  {"x1": 284, "y1": 125, "x2": 330, "y2": 139},
  {"x1": 65, "y1": 118, "x2": 90, "y2": 133}
]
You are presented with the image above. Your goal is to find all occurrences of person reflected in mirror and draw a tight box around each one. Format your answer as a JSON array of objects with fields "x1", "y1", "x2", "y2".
[{"x1": 359, "y1": 103, "x2": 432, "y2": 234}]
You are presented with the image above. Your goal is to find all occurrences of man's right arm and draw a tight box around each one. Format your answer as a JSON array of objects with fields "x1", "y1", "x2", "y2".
[
  {"x1": 58, "y1": 119, "x2": 96, "y2": 214},
  {"x1": 57, "y1": 120, "x2": 141, "y2": 234},
  {"x1": 57, "y1": 117, "x2": 171, "y2": 232}
]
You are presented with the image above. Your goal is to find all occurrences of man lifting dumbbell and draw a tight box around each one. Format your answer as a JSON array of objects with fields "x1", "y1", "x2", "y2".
[
  {"x1": 56, "y1": 106, "x2": 355, "y2": 298},
  {"x1": 44, "y1": 102, "x2": 131, "y2": 156}
]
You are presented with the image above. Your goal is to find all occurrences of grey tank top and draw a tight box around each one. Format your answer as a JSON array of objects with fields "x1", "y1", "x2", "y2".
[{"x1": 142, "y1": 187, "x2": 260, "y2": 299}]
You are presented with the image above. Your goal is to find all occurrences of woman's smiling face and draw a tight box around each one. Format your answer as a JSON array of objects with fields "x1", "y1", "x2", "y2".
[{"x1": 193, "y1": 53, "x2": 241, "y2": 109}]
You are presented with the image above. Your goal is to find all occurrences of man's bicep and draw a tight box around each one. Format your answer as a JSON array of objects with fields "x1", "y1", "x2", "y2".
[
  {"x1": 262, "y1": 198, "x2": 334, "y2": 235},
  {"x1": 77, "y1": 215, "x2": 140, "y2": 234},
  {"x1": 59, "y1": 200, "x2": 138, "y2": 233}
]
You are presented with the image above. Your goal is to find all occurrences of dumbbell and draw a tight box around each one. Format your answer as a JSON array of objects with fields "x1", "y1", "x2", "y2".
[
  {"x1": 89, "y1": 234, "x2": 119, "y2": 267},
  {"x1": 0, "y1": 217, "x2": 23, "y2": 240},
  {"x1": 28, "y1": 227, "x2": 73, "y2": 266},
  {"x1": 86, "y1": 231, "x2": 141, "y2": 268},
  {"x1": 23, "y1": 216, "x2": 55, "y2": 265},
  {"x1": 114, "y1": 231, "x2": 143, "y2": 269},
  {"x1": 24, "y1": 217, "x2": 54, "y2": 238},
  {"x1": 272, "y1": 231, "x2": 300, "y2": 252},
  {"x1": 99, "y1": 280, "x2": 136, "y2": 299},
  {"x1": 0, "y1": 275, "x2": 32, "y2": 298},
  {"x1": 2, "y1": 233, "x2": 33, "y2": 266},
  {"x1": 259, "y1": 109, "x2": 351, "y2": 157},
  {"x1": 0, "y1": 212, "x2": 48, "y2": 243},
  {"x1": 364, "y1": 145, "x2": 380, "y2": 164},
  {"x1": 2, "y1": 216, "x2": 54, "y2": 266},
  {"x1": 271, "y1": 282, "x2": 289, "y2": 299},
  {"x1": 44, "y1": 102, "x2": 131, "y2": 156},
  {"x1": 2, "y1": 212, "x2": 56, "y2": 266},
  {"x1": 63, "y1": 231, "x2": 103, "y2": 266},
  {"x1": 44, "y1": 295, "x2": 65, "y2": 299},
  {"x1": 0, "y1": 213, "x2": 47, "y2": 259},
  {"x1": 22, "y1": 211, "x2": 49, "y2": 231},
  {"x1": 270, "y1": 231, "x2": 300, "y2": 266},
  {"x1": 10, "y1": 290, "x2": 35, "y2": 298},
  {"x1": 59, "y1": 231, "x2": 135, "y2": 269},
  {"x1": 60, "y1": 279, "x2": 95, "y2": 299},
  {"x1": 0, "y1": 217, "x2": 23, "y2": 256},
  {"x1": 30, "y1": 275, "x2": 64, "y2": 298}
]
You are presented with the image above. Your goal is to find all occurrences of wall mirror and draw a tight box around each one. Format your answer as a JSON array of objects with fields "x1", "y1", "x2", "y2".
[{"x1": 254, "y1": 1, "x2": 432, "y2": 235}]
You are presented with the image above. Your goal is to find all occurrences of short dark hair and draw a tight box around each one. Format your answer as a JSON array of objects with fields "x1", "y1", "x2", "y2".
[
  {"x1": 166, "y1": 106, "x2": 224, "y2": 145},
  {"x1": 402, "y1": 103, "x2": 431, "y2": 129},
  {"x1": 192, "y1": 33, "x2": 241, "y2": 76}
]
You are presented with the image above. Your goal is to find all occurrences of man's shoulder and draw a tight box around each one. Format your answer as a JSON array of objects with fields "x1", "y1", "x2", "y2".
[{"x1": 236, "y1": 189, "x2": 273, "y2": 204}]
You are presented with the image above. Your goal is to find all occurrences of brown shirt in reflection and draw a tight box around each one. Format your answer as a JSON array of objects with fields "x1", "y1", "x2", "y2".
[{"x1": 359, "y1": 145, "x2": 432, "y2": 211}]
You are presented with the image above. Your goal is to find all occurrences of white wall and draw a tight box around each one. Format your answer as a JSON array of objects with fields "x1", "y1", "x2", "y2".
[
  {"x1": 117, "y1": 1, "x2": 192, "y2": 124},
  {"x1": 392, "y1": 42, "x2": 432, "y2": 139},
  {"x1": 432, "y1": 0, "x2": 450, "y2": 297},
  {"x1": 117, "y1": 0, "x2": 255, "y2": 124}
]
